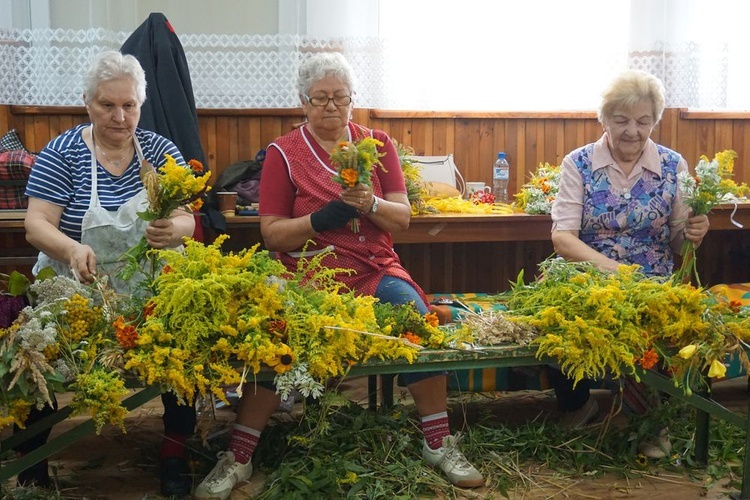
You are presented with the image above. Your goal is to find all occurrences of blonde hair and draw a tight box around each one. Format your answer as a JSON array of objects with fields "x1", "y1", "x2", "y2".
[{"x1": 598, "y1": 70, "x2": 665, "y2": 124}]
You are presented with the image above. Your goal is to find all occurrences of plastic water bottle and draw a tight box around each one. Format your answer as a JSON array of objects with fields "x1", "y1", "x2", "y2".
[{"x1": 493, "y1": 152, "x2": 510, "y2": 203}]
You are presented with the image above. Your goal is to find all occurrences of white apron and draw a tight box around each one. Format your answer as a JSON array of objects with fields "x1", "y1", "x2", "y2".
[{"x1": 33, "y1": 131, "x2": 151, "y2": 295}]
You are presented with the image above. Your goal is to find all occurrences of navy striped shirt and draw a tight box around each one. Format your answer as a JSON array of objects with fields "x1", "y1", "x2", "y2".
[{"x1": 25, "y1": 124, "x2": 183, "y2": 242}]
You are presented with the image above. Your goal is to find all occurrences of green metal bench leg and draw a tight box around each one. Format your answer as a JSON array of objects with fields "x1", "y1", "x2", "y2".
[
  {"x1": 694, "y1": 384, "x2": 711, "y2": 464},
  {"x1": 380, "y1": 374, "x2": 395, "y2": 411},
  {"x1": 0, "y1": 386, "x2": 161, "y2": 483},
  {"x1": 368, "y1": 375, "x2": 378, "y2": 411}
]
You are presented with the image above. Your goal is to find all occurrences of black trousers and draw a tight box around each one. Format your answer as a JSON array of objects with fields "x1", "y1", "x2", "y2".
[{"x1": 548, "y1": 367, "x2": 591, "y2": 412}]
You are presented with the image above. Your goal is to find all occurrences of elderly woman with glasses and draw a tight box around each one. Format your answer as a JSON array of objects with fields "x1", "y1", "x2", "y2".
[{"x1": 194, "y1": 52, "x2": 483, "y2": 499}]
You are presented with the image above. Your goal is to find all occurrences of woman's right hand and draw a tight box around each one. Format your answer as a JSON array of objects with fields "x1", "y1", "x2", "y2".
[
  {"x1": 310, "y1": 200, "x2": 359, "y2": 233},
  {"x1": 68, "y1": 243, "x2": 98, "y2": 283}
]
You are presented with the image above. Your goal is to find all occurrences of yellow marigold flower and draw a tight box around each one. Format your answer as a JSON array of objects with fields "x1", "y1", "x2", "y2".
[
  {"x1": 708, "y1": 359, "x2": 727, "y2": 378},
  {"x1": 678, "y1": 344, "x2": 698, "y2": 359}
]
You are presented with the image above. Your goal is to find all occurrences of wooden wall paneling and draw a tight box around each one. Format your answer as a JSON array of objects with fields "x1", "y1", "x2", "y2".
[
  {"x1": 214, "y1": 116, "x2": 231, "y2": 175},
  {"x1": 0, "y1": 105, "x2": 9, "y2": 133},
  {"x1": 583, "y1": 119, "x2": 602, "y2": 149},
  {"x1": 550, "y1": 119, "x2": 566, "y2": 166},
  {"x1": 226, "y1": 116, "x2": 240, "y2": 168},
  {"x1": 453, "y1": 119, "x2": 481, "y2": 185},
  {"x1": 259, "y1": 117, "x2": 283, "y2": 157},
  {"x1": 695, "y1": 120, "x2": 714, "y2": 164},
  {"x1": 523, "y1": 119, "x2": 540, "y2": 184},
  {"x1": 511, "y1": 120, "x2": 523, "y2": 198},
  {"x1": 714, "y1": 119, "x2": 734, "y2": 155},
  {"x1": 417, "y1": 118, "x2": 433, "y2": 154},
  {"x1": 247, "y1": 117, "x2": 264, "y2": 158},
  {"x1": 473, "y1": 119, "x2": 496, "y2": 185},
  {"x1": 432, "y1": 119, "x2": 454, "y2": 157},
  {"x1": 201, "y1": 117, "x2": 218, "y2": 182},
  {"x1": 388, "y1": 118, "x2": 411, "y2": 148},
  {"x1": 236, "y1": 118, "x2": 253, "y2": 162},
  {"x1": 737, "y1": 121, "x2": 750, "y2": 184},
  {"x1": 677, "y1": 117, "x2": 697, "y2": 169}
]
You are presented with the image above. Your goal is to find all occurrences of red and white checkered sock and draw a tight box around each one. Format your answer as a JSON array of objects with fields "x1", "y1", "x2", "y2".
[
  {"x1": 421, "y1": 411, "x2": 450, "y2": 450},
  {"x1": 228, "y1": 424, "x2": 261, "y2": 464}
]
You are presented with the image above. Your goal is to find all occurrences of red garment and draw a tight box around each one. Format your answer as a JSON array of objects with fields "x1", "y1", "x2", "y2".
[{"x1": 260, "y1": 122, "x2": 426, "y2": 303}]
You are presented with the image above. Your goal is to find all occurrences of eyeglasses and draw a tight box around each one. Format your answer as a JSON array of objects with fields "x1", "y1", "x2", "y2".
[{"x1": 305, "y1": 95, "x2": 353, "y2": 107}]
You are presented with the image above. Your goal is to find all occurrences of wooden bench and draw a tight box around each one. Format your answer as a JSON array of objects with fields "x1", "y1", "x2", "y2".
[{"x1": 2, "y1": 345, "x2": 749, "y2": 498}]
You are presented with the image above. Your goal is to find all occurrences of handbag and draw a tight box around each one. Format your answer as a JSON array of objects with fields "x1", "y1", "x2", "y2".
[{"x1": 408, "y1": 154, "x2": 465, "y2": 196}]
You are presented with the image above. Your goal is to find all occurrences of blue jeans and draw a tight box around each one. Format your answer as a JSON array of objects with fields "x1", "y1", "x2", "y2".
[{"x1": 374, "y1": 275, "x2": 443, "y2": 386}]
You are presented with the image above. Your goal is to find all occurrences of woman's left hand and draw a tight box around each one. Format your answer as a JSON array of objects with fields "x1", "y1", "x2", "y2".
[
  {"x1": 146, "y1": 218, "x2": 176, "y2": 249},
  {"x1": 340, "y1": 183, "x2": 374, "y2": 213},
  {"x1": 684, "y1": 213, "x2": 709, "y2": 244}
]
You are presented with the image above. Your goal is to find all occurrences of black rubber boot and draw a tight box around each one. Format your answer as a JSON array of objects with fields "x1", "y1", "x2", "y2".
[
  {"x1": 16, "y1": 458, "x2": 51, "y2": 488},
  {"x1": 160, "y1": 456, "x2": 191, "y2": 497}
]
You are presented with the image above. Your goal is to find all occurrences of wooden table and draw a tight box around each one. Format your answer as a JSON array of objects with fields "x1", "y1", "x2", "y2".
[{"x1": 3, "y1": 203, "x2": 750, "y2": 291}]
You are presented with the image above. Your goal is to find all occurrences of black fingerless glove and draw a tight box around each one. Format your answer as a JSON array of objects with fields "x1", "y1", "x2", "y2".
[{"x1": 310, "y1": 200, "x2": 359, "y2": 233}]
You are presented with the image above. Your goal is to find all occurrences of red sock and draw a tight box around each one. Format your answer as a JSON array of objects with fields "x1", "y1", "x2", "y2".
[
  {"x1": 159, "y1": 432, "x2": 188, "y2": 460},
  {"x1": 228, "y1": 424, "x2": 261, "y2": 464},
  {"x1": 421, "y1": 412, "x2": 450, "y2": 450}
]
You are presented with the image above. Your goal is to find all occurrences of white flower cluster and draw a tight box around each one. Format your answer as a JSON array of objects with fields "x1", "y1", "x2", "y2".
[
  {"x1": 16, "y1": 316, "x2": 57, "y2": 352},
  {"x1": 274, "y1": 363, "x2": 325, "y2": 401},
  {"x1": 524, "y1": 190, "x2": 556, "y2": 215},
  {"x1": 30, "y1": 275, "x2": 88, "y2": 306}
]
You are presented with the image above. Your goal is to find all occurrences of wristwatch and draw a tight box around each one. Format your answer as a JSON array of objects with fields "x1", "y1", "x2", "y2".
[{"x1": 367, "y1": 196, "x2": 379, "y2": 215}]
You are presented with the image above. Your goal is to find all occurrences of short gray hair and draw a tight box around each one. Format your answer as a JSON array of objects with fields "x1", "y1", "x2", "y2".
[
  {"x1": 83, "y1": 50, "x2": 147, "y2": 105},
  {"x1": 598, "y1": 70, "x2": 665, "y2": 124},
  {"x1": 297, "y1": 52, "x2": 356, "y2": 99}
]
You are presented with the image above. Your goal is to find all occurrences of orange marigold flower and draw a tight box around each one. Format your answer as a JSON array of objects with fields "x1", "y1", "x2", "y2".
[
  {"x1": 340, "y1": 168, "x2": 359, "y2": 188},
  {"x1": 401, "y1": 332, "x2": 421, "y2": 346},
  {"x1": 268, "y1": 319, "x2": 287, "y2": 338},
  {"x1": 162, "y1": 265, "x2": 173, "y2": 274},
  {"x1": 638, "y1": 348, "x2": 659, "y2": 370},
  {"x1": 424, "y1": 311, "x2": 440, "y2": 327},
  {"x1": 113, "y1": 316, "x2": 138, "y2": 349},
  {"x1": 143, "y1": 301, "x2": 156, "y2": 318},
  {"x1": 729, "y1": 300, "x2": 743, "y2": 312},
  {"x1": 189, "y1": 198, "x2": 204, "y2": 211},
  {"x1": 188, "y1": 159, "x2": 204, "y2": 173}
]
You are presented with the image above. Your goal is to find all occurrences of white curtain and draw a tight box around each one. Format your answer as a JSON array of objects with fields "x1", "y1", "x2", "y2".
[{"x1": 1, "y1": 0, "x2": 748, "y2": 110}]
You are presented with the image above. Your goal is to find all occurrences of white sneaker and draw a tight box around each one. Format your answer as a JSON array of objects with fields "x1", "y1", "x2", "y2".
[
  {"x1": 194, "y1": 451, "x2": 253, "y2": 500},
  {"x1": 422, "y1": 434, "x2": 484, "y2": 488},
  {"x1": 638, "y1": 428, "x2": 673, "y2": 459}
]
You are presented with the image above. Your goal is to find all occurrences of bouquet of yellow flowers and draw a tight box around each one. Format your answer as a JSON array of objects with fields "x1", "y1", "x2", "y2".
[
  {"x1": 674, "y1": 150, "x2": 749, "y2": 285},
  {"x1": 119, "y1": 236, "x2": 471, "y2": 406},
  {"x1": 120, "y1": 155, "x2": 211, "y2": 280},
  {"x1": 513, "y1": 162, "x2": 561, "y2": 214},
  {"x1": 500, "y1": 258, "x2": 750, "y2": 394},
  {"x1": 330, "y1": 137, "x2": 386, "y2": 232}
]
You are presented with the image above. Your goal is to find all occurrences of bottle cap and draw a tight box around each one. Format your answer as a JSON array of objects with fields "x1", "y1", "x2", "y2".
[{"x1": 498, "y1": 152, "x2": 506, "y2": 159}]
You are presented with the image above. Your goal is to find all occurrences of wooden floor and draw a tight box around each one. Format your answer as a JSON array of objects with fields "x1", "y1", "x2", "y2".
[{"x1": 1, "y1": 376, "x2": 746, "y2": 499}]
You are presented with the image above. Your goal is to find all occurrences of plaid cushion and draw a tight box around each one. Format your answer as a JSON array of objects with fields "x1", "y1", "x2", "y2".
[
  {"x1": 0, "y1": 149, "x2": 36, "y2": 209},
  {"x1": 0, "y1": 129, "x2": 27, "y2": 152}
]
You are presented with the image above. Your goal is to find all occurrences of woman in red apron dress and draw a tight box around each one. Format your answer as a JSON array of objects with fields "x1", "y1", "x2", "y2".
[{"x1": 194, "y1": 53, "x2": 483, "y2": 500}]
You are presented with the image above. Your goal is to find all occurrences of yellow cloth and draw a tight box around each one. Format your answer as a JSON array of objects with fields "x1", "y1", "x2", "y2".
[{"x1": 708, "y1": 283, "x2": 750, "y2": 306}]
